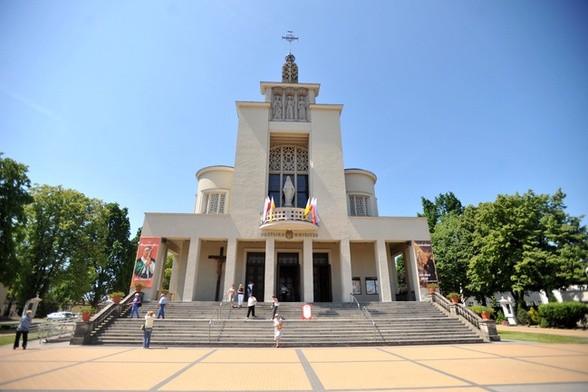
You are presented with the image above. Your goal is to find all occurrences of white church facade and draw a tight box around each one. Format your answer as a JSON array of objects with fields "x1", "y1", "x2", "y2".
[{"x1": 137, "y1": 53, "x2": 436, "y2": 304}]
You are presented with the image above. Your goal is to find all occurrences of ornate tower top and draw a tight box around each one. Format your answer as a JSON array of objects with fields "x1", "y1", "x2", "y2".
[
  {"x1": 281, "y1": 31, "x2": 299, "y2": 83},
  {"x1": 282, "y1": 53, "x2": 298, "y2": 83}
]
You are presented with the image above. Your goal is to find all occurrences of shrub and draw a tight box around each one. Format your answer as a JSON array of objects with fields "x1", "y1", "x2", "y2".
[
  {"x1": 527, "y1": 307, "x2": 540, "y2": 326},
  {"x1": 538, "y1": 302, "x2": 588, "y2": 329},
  {"x1": 494, "y1": 309, "x2": 506, "y2": 324},
  {"x1": 446, "y1": 292, "x2": 460, "y2": 301},
  {"x1": 109, "y1": 291, "x2": 125, "y2": 298},
  {"x1": 468, "y1": 305, "x2": 494, "y2": 316},
  {"x1": 516, "y1": 304, "x2": 530, "y2": 326}
]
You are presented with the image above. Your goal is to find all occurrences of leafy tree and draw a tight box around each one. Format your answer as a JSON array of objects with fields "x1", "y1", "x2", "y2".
[
  {"x1": 419, "y1": 192, "x2": 463, "y2": 233},
  {"x1": 0, "y1": 154, "x2": 33, "y2": 286},
  {"x1": 162, "y1": 253, "x2": 174, "y2": 291},
  {"x1": 431, "y1": 213, "x2": 470, "y2": 296},
  {"x1": 15, "y1": 185, "x2": 104, "y2": 311},
  {"x1": 466, "y1": 190, "x2": 587, "y2": 305},
  {"x1": 87, "y1": 203, "x2": 135, "y2": 305}
]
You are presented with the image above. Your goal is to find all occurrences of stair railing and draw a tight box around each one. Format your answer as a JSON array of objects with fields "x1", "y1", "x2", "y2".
[
  {"x1": 208, "y1": 301, "x2": 229, "y2": 343},
  {"x1": 349, "y1": 293, "x2": 361, "y2": 309},
  {"x1": 431, "y1": 292, "x2": 479, "y2": 328},
  {"x1": 350, "y1": 293, "x2": 380, "y2": 343},
  {"x1": 71, "y1": 293, "x2": 133, "y2": 345},
  {"x1": 430, "y1": 292, "x2": 499, "y2": 341}
]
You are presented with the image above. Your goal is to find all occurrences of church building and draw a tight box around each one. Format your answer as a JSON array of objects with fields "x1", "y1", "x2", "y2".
[{"x1": 136, "y1": 52, "x2": 437, "y2": 304}]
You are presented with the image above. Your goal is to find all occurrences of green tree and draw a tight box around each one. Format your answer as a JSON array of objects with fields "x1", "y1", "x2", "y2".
[
  {"x1": 466, "y1": 190, "x2": 587, "y2": 305},
  {"x1": 431, "y1": 213, "x2": 470, "y2": 296},
  {"x1": 0, "y1": 154, "x2": 33, "y2": 287},
  {"x1": 419, "y1": 192, "x2": 463, "y2": 233},
  {"x1": 15, "y1": 185, "x2": 103, "y2": 311},
  {"x1": 87, "y1": 203, "x2": 135, "y2": 306},
  {"x1": 162, "y1": 253, "x2": 174, "y2": 291}
]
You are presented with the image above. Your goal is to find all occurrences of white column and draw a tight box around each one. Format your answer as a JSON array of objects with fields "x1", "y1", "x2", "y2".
[
  {"x1": 142, "y1": 241, "x2": 167, "y2": 302},
  {"x1": 406, "y1": 243, "x2": 423, "y2": 301},
  {"x1": 340, "y1": 238, "x2": 352, "y2": 302},
  {"x1": 223, "y1": 238, "x2": 238, "y2": 296},
  {"x1": 376, "y1": 240, "x2": 392, "y2": 302},
  {"x1": 182, "y1": 238, "x2": 201, "y2": 302},
  {"x1": 264, "y1": 238, "x2": 275, "y2": 302},
  {"x1": 169, "y1": 253, "x2": 180, "y2": 301},
  {"x1": 302, "y1": 238, "x2": 314, "y2": 303}
]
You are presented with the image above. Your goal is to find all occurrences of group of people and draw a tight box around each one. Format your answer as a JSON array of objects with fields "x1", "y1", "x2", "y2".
[
  {"x1": 129, "y1": 291, "x2": 168, "y2": 348},
  {"x1": 225, "y1": 282, "x2": 284, "y2": 347},
  {"x1": 226, "y1": 282, "x2": 256, "y2": 316},
  {"x1": 13, "y1": 282, "x2": 284, "y2": 350}
]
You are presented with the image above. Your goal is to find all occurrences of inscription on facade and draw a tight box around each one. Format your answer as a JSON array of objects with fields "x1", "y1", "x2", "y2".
[{"x1": 261, "y1": 231, "x2": 318, "y2": 238}]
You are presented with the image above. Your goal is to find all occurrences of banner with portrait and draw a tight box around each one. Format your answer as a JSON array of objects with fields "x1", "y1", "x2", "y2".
[
  {"x1": 413, "y1": 241, "x2": 439, "y2": 288},
  {"x1": 131, "y1": 237, "x2": 161, "y2": 289}
]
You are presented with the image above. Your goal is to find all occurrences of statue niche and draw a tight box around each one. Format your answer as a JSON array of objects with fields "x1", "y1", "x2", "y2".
[{"x1": 283, "y1": 176, "x2": 295, "y2": 207}]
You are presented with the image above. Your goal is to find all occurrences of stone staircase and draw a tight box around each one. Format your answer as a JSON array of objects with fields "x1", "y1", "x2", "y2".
[{"x1": 89, "y1": 301, "x2": 486, "y2": 347}]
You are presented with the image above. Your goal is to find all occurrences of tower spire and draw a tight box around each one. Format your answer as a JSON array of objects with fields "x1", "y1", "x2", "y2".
[{"x1": 281, "y1": 31, "x2": 299, "y2": 83}]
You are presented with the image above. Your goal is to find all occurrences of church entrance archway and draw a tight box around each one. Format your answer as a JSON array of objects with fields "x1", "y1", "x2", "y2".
[
  {"x1": 277, "y1": 252, "x2": 300, "y2": 302},
  {"x1": 246, "y1": 252, "x2": 265, "y2": 302}
]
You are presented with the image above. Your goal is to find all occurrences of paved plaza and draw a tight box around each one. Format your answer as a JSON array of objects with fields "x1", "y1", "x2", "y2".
[{"x1": 1, "y1": 331, "x2": 587, "y2": 392}]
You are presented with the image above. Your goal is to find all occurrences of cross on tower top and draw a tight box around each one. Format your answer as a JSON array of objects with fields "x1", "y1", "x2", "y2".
[{"x1": 281, "y1": 30, "x2": 299, "y2": 52}]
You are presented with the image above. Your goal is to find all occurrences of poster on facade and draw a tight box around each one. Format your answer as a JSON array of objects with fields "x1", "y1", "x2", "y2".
[
  {"x1": 131, "y1": 237, "x2": 161, "y2": 288},
  {"x1": 413, "y1": 241, "x2": 439, "y2": 288}
]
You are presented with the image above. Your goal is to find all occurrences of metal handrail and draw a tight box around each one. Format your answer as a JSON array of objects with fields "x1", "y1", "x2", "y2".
[
  {"x1": 39, "y1": 319, "x2": 78, "y2": 343},
  {"x1": 208, "y1": 301, "x2": 229, "y2": 343},
  {"x1": 350, "y1": 293, "x2": 380, "y2": 342},
  {"x1": 361, "y1": 306, "x2": 380, "y2": 342},
  {"x1": 349, "y1": 293, "x2": 361, "y2": 309}
]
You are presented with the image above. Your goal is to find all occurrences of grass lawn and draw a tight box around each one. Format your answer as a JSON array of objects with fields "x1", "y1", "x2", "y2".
[
  {"x1": 499, "y1": 330, "x2": 588, "y2": 344},
  {"x1": 0, "y1": 332, "x2": 42, "y2": 347}
]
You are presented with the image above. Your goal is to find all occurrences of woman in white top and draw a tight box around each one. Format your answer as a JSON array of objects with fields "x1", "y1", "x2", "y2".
[
  {"x1": 143, "y1": 310, "x2": 156, "y2": 348},
  {"x1": 273, "y1": 313, "x2": 284, "y2": 348}
]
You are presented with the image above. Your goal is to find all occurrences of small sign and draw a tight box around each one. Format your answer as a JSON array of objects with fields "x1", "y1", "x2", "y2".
[{"x1": 302, "y1": 303, "x2": 312, "y2": 320}]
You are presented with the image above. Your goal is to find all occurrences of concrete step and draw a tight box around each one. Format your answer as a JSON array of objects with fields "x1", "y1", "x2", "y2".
[{"x1": 91, "y1": 301, "x2": 485, "y2": 347}]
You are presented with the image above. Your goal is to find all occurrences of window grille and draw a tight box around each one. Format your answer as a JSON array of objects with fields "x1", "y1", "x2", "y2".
[
  {"x1": 349, "y1": 195, "x2": 369, "y2": 216},
  {"x1": 204, "y1": 192, "x2": 226, "y2": 214}
]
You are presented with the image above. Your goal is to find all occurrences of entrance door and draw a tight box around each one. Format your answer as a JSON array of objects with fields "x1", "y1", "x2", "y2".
[
  {"x1": 313, "y1": 253, "x2": 332, "y2": 302},
  {"x1": 277, "y1": 253, "x2": 300, "y2": 302},
  {"x1": 245, "y1": 252, "x2": 265, "y2": 302}
]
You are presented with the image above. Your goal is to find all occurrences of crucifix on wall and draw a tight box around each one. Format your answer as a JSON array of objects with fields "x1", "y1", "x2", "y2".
[{"x1": 208, "y1": 247, "x2": 226, "y2": 302}]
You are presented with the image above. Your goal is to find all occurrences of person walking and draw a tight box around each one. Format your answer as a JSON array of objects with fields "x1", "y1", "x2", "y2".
[
  {"x1": 271, "y1": 295, "x2": 279, "y2": 319},
  {"x1": 130, "y1": 293, "x2": 141, "y2": 318},
  {"x1": 13, "y1": 310, "x2": 33, "y2": 350},
  {"x1": 143, "y1": 310, "x2": 156, "y2": 348},
  {"x1": 227, "y1": 284, "x2": 236, "y2": 306},
  {"x1": 237, "y1": 284, "x2": 245, "y2": 308},
  {"x1": 273, "y1": 313, "x2": 284, "y2": 348},
  {"x1": 157, "y1": 293, "x2": 168, "y2": 319},
  {"x1": 246, "y1": 293, "x2": 257, "y2": 319}
]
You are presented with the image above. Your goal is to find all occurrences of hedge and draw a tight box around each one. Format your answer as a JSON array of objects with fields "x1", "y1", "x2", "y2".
[{"x1": 538, "y1": 302, "x2": 588, "y2": 329}]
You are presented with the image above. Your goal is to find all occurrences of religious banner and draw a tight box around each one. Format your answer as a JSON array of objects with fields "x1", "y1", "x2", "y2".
[
  {"x1": 131, "y1": 237, "x2": 161, "y2": 289},
  {"x1": 413, "y1": 241, "x2": 439, "y2": 288}
]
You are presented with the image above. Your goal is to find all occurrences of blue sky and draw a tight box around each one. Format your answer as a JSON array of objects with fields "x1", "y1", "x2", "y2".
[{"x1": 2, "y1": 1, "x2": 587, "y2": 234}]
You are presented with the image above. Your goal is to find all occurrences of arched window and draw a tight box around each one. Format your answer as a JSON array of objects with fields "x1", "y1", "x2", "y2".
[{"x1": 268, "y1": 145, "x2": 309, "y2": 208}]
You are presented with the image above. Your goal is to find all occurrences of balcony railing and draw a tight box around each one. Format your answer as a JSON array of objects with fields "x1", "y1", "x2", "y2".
[{"x1": 260, "y1": 207, "x2": 318, "y2": 229}]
